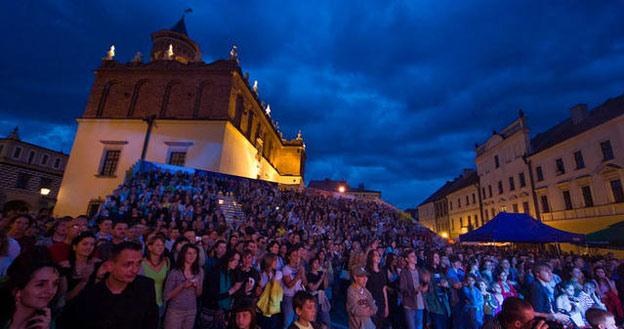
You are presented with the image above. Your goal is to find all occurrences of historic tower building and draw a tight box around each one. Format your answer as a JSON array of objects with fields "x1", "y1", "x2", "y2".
[{"x1": 56, "y1": 17, "x2": 306, "y2": 216}]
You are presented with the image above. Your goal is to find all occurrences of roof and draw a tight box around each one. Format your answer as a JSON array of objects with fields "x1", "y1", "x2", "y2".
[
  {"x1": 170, "y1": 16, "x2": 189, "y2": 36},
  {"x1": 531, "y1": 93, "x2": 624, "y2": 154},
  {"x1": 418, "y1": 170, "x2": 478, "y2": 206},
  {"x1": 308, "y1": 178, "x2": 347, "y2": 191}
]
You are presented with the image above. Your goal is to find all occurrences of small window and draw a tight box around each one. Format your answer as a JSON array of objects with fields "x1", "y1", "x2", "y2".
[
  {"x1": 574, "y1": 151, "x2": 585, "y2": 169},
  {"x1": 41, "y1": 154, "x2": 49, "y2": 166},
  {"x1": 465, "y1": 195, "x2": 469, "y2": 205},
  {"x1": 488, "y1": 185, "x2": 493, "y2": 198},
  {"x1": 555, "y1": 158, "x2": 565, "y2": 175},
  {"x1": 498, "y1": 181, "x2": 504, "y2": 194},
  {"x1": 482, "y1": 187, "x2": 486, "y2": 199},
  {"x1": 494, "y1": 155, "x2": 500, "y2": 168},
  {"x1": 449, "y1": 201, "x2": 453, "y2": 210},
  {"x1": 491, "y1": 208, "x2": 495, "y2": 217},
  {"x1": 28, "y1": 150, "x2": 36, "y2": 164},
  {"x1": 0, "y1": 144, "x2": 4, "y2": 155},
  {"x1": 87, "y1": 200, "x2": 102, "y2": 218},
  {"x1": 472, "y1": 193, "x2": 476, "y2": 204},
  {"x1": 610, "y1": 180, "x2": 624, "y2": 203},
  {"x1": 474, "y1": 214, "x2": 479, "y2": 227},
  {"x1": 601, "y1": 140, "x2": 614, "y2": 161},
  {"x1": 168, "y1": 152, "x2": 187, "y2": 166},
  {"x1": 485, "y1": 208, "x2": 489, "y2": 220},
  {"x1": 522, "y1": 201, "x2": 530, "y2": 214},
  {"x1": 99, "y1": 150, "x2": 121, "y2": 176},
  {"x1": 458, "y1": 198, "x2": 461, "y2": 208},
  {"x1": 540, "y1": 195, "x2": 550, "y2": 213},
  {"x1": 53, "y1": 158, "x2": 61, "y2": 169},
  {"x1": 12, "y1": 146, "x2": 22, "y2": 159},
  {"x1": 581, "y1": 186, "x2": 594, "y2": 208},
  {"x1": 512, "y1": 203, "x2": 519, "y2": 213},
  {"x1": 509, "y1": 176, "x2": 515, "y2": 191},
  {"x1": 519, "y1": 172, "x2": 526, "y2": 188},
  {"x1": 15, "y1": 172, "x2": 31, "y2": 189},
  {"x1": 40, "y1": 177, "x2": 52, "y2": 189},
  {"x1": 536, "y1": 166, "x2": 544, "y2": 182},
  {"x1": 562, "y1": 190, "x2": 573, "y2": 210}
]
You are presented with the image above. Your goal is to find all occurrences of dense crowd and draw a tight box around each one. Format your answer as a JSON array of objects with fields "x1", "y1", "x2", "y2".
[{"x1": 0, "y1": 167, "x2": 622, "y2": 329}]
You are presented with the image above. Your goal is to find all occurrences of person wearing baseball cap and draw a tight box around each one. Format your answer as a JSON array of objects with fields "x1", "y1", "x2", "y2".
[{"x1": 346, "y1": 267, "x2": 377, "y2": 329}]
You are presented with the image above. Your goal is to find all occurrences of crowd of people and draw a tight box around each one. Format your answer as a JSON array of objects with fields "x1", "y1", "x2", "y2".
[{"x1": 0, "y1": 166, "x2": 623, "y2": 329}]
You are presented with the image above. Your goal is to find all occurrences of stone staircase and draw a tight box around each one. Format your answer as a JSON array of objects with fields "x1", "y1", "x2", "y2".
[{"x1": 217, "y1": 192, "x2": 246, "y2": 226}]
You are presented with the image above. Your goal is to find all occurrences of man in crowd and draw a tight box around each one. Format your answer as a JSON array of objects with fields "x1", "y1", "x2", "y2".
[
  {"x1": 59, "y1": 241, "x2": 158, "y2": 329},
  {"x1": 585, "y1": 308, "x2": 617, "y2": 329},
  {"x1": 96, "y1": 220, "x2": 128, "y2": 260},
  {"x1": 288, "y1": 291, "x2": 326, "y2": 329}
]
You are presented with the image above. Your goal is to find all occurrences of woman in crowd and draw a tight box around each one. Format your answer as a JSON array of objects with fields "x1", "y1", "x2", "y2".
[
  {"x1": 592, "y1": 266, "x2": 624, "y2": 321},
  {"x1": 461, "y1": 274, "x2": 484, "y2": 329},
  {"x1": 555, "y1": 280, "x2": 585, "y2": 327},
  {"x1": 306, "y1": 256, "x2": 330, "y2": 328},
  {"x1": 266, "y1": 241, "x2": 284, "y2": 271},
  {"x1": 164, "y1": 243, "x2": 204, "y2": 329},
  {"x1": 281, "y1": 248, "x2": 306, "y2": 329},
  {"x1": 140, "y1": 234, "x2": 170, "y2": 315},
  {"x1": 257, "y1": 253, "x2": 283, "y2": 329},
  {"x1": 364, "y1": 249, "x2": 388, "y2": 329},
  {"x1": 58, "y1": 232, "x2": 98, "y2": 302},
  {"x1": 0, "y1": 248, "x2": 60, "y2": 329},
  {"x1": 496, "y1": 269, "x2": 518, "y2": 299},
  {"x1": 200, "y1": 251, "x2": 243, "y2": 329}
]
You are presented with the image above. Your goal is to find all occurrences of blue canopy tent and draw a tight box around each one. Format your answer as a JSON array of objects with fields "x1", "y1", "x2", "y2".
[{"x1": 459, "y1": 212, "x2": 585, "y2": 243}]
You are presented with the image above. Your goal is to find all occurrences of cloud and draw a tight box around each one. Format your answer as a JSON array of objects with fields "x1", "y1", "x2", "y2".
[{"x1": 2, "y1": 0, "x2": 624, "y2": 208}]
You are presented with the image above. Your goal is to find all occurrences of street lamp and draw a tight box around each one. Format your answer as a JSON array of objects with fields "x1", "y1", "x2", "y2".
[
  {"x1": 440, "y1": 231, "x2": 449, "y2": 239},
  {"x1": 40, "y1": 188, "x2": 51, "y2": 196},
  {"x1": 338, "y1": 186, "x2": 346, "y2": 193}
]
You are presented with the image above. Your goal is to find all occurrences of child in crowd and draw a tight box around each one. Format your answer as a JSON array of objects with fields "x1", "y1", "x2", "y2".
[{"x1": 287, "y1": 291, "x2": 326, "y2": 329}]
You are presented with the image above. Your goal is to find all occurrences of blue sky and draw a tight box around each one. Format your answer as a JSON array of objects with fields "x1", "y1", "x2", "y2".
[{"x1": 1, "y1": 1, "x2": 624, "y2": 209}]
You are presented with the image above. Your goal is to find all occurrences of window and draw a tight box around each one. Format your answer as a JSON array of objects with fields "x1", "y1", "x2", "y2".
[
  {"x1": 519, "y1": 172, "x2": 526, "y2": 188},
  {"x1": 610, "y1": 180, "x2": 624, "y2": 203},
  {"x1": 498, "y1": 181, "x2": 503, "y2": 194},
  {"x1": 488, "y1": 185, "x2": 493, "y2": 198},
  {"x1": 15, "y1": 172, "x2": 31, "y2": 189},
  {"x1": 509, "y1": 177, "x2": 515, "y2": 191},
  {"x1": 53, "y1": 158, "x2": 61, "y2": 169},
  {"x1": 536, "y1": 166, "x2": 544, "y2": 182},
  {"x1": 485, "y1": 208, "x2": 489, "y2": 220},
  {"x1": 12, "y1": 146, "x2": 22, "y2": 159},
  {"x1": 512, "y1": 203, "x2": 519, "y2": 213},
  {"x1": 0, "y1": 144, "x2": 4, "y2": 155},
  {"x1": 562, "y1": 190, "x2": 573, "y2": 210},
  {"x1": 472, "y1": 193, "x2": 476, "y2": 204},
  {"x1": 458, "y1": 198, "x2": 461, "y2": 208},
  {"x1": 601, "y1": 140, "x2": 614, "y2": 161},
  {"x1": 168, "y1": 152, "x2": 187, "y2": 166},
  {"x1": 27, "y1": 150, "x2": 35, "y2": 164},
  {"x1": 495, "y1": 155, "x2": 500, "y2": 168},
  {"x1": 449, "y1": 201, "x2": 453, "y2": 210},
  {"x1": 459, "y1": 217, "x2": 463, "y2": 227},
  {"x1": 99, "y1": 150, "x2": 120, "y2": 176},
  {"x1": 466, "y1": 195, "x2": 469, "y2": 205},
  {"x1": 522, "y1": 201, "x2": 530, "y2": 214},
  {"x1": 474, "y1": 214, "x2": 479, "y2": 227},
  {"x1": 581, "y1": 186, "x2": 594, "y2": 207},
  {"x1": 555, "y1": 158, "x2": 565, "y2": 175},
  {"x1": 39, "y1": 177, "x2": 52, "y2": 189},
  {"x1": 87, "y1": 200, "x2": 102, "y2": 218},
  {"x1": 574, "y1": 151, "x2": 585, "y2": 169},
  {"x1": 491, "y1": 208, "x2": 495, "y2": 217},
  {"x1": 540, "y1": 195, "x2": 550, "y2": 213},
  {"x1": 41, "y1": 154, "x2": 49, "y2": 166},
  {"x1": 482, "y1": 187, "x2": 486, "y2": 199}
]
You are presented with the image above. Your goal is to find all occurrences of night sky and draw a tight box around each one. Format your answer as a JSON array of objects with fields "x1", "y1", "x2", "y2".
[{"x1": 2, "y1": 1, "x2": 624, "y2": 209}]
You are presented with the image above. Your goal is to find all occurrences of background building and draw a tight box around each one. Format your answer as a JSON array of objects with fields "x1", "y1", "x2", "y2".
[
  {"x1": 56, "y1": 17, "x2": 305, "y2": 216},
  {"x1": 446, "y1": 169, "x2": 481, "y2": 238},
  {"x1": 529, "y1": 98, "x2": 624, "y2": 233},
  {"x1": 418, "y1": 93, "x2": 624, "y2": 238},
  {"x1": 0, "y1": 128, "x2": 68, "y2": 212},
  {"x1": 308, "y1": 178, "x2": 382, "y2": 200}
]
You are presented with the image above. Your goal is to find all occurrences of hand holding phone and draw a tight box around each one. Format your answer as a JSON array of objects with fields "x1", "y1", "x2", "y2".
[{"x1": 26, "y1": 308, "x2": 51, "y2": 329}]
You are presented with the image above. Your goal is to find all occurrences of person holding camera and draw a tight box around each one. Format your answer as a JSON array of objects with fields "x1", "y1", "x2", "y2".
[{"x1": 163, "y1": 244, "x2": 204, "y2": 329}]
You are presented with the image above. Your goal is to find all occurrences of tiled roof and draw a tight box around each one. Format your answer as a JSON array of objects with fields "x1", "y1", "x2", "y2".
[
  {"x1": 531, "y1": 94, "x2": 624, "y2": 154},
  {"x1": 418, "y1": 170, "x2": 478, "y2": 206}
]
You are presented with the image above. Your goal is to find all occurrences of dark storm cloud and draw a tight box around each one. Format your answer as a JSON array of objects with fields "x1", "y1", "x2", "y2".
[{"x1": 2, "y1": 0, "x2": 624, "y2": 208}]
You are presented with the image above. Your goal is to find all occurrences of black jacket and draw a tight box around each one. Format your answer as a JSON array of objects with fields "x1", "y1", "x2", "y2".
[{"x1": 58, "y1": 275, "x2": 158, "y2": 329}]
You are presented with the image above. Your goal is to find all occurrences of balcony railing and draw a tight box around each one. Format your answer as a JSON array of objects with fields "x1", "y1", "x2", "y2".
[{"x1": 541, "y1": 202, "x2": 624, "y2": 221}]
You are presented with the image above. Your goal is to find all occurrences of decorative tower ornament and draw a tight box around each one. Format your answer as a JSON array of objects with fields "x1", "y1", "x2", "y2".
[
  {"x1": 296, "y1": 130, "x2": 303, "y2": 141},
  {"x1": 265, "y1": 104, "x2": 271, "y2": 116},
  {"x1": 229, "y1": 45, "x2": 239, "y2": 62},
  {"x1": 7, "y1": 126, "x2": 20, "y2": 140},
  {"x1": 131, "y1": 51, "x2": 143, "y2": 63},
  {"x1": 104, "y1": 45, "x2": 115, "y2": 61},
  {"x1": 252, "y1": 80, "x2": 259, "y2": 94},
  {"x1": 165, "y1": 44, "x2": 174, "y2": 60}
]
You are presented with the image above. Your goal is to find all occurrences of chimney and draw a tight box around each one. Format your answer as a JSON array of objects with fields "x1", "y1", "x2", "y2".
[{"x1": 570, "y1": 104, "x2": 588, "y2": 125}]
